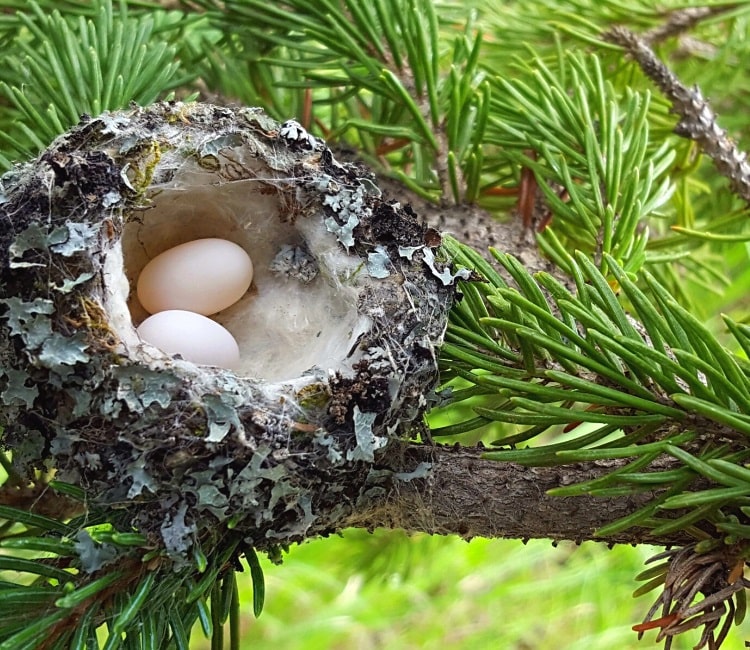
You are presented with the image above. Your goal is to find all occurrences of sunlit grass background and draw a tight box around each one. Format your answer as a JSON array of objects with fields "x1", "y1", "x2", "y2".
[{"x1": 192, "y1": 531, "x2": 750, "y2": 649}]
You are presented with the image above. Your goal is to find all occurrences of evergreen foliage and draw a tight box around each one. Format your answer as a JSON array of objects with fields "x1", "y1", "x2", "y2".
[{"x1": 2, "y1": 0, "x2": 750, "y2": 648}]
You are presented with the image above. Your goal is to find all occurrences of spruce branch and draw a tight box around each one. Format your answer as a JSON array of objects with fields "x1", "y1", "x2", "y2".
[
  {"x1": 432, "y1": 238, "x2": 750, "y2": 647},
  {"x1": 605, "y1": 25, "x2": 750, "y2": 204},
  {"x1": 634, "y1": 543, "x2": 749, "y2": 650},
  {"x1": 188, "y1": 0, "x2": 490, "y2": 204},
  {"x1": 0, "y1": 0, "x2": 191, "y2": 168},
  {"x1": 642, "y1": 6, "x2": 740, "y2": 45},
  {"x1": 435, "y1": 238, "x2": 750, "y2": 538},
  {"x1": 485, "y1": 51, "x2": 675, "y2": 274},
  {"x1": 351, "y1": 442, "x2": 702, "y2": 546},
  {"x1": 0, "y1": 486, "x2": 266, "y2": 650}
]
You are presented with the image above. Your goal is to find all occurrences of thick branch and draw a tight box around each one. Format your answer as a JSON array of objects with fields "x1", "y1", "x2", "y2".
[{"x1": 346, "y1": 442, "x2": 699, "y2": 547}]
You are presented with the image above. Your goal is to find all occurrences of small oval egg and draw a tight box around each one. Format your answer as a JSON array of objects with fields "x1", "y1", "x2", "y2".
[
  {"x1": 137, "y1": 238, "x2": 253, "y2": 315},
  {"x1": 137, "y1": 310, "x2": 240, "y2": 369}
]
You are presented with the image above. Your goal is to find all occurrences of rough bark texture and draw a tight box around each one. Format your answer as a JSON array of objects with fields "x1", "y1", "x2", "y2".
[
  {"x1": 350, "y1": 442, "x2": 697, "y2": 546},
  {"x1": 606, "y1": 26, "x2": 750, "y2": 204}
]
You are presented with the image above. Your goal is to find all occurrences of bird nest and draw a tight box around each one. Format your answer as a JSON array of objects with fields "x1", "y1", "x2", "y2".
[{"x1": 0, "y1": 102, "x2": 461, "y2": 554}]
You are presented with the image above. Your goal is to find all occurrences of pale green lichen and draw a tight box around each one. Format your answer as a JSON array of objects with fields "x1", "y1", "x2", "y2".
[
  {"x1": 0, "y1": 368, "x2": 38, "y2": 408},
  {"x1": 366, "y1": 246, "x2": 391, "y2": 278},
  {"x1": 74, "y1": 530, "x2": 120, "y2": 574},
  {"x1": 348, "y1": 406, "x2": 386, "y2": 463}
]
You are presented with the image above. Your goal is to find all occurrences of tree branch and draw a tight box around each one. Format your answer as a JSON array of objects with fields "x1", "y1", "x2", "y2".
[
  {"x1": 605, "y1": 26, "x2": 750, "y2": 203},
  {"x1": 642, "y1": 6, "x2": 736, "y2": 45},
  {"x1": 346, "y1": 442, "x2": 699, "y2": 547}
]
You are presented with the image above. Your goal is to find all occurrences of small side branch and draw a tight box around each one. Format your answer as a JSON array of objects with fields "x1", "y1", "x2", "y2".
[
  {"x1": 605, "y1": 26, "x2": 750, "y2": 203},
  {"x1": 635, "y1": 544, "x2": 749, "y2": 649},
  {"x1": 642, "y1": 6, "x2": 737, "y2": 45}
]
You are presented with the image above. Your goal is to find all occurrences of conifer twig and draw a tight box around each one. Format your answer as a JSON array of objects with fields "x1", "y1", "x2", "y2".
[
  {"x1": 605, "y1": 26, "x2": 750, "y2": 203},
  {"x1": 642, "y1": 6, "x2": 736, "y2": 45}
]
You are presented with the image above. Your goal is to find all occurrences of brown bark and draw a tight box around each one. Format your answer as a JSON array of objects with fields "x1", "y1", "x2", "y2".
[{"x1": 345, "y1": 442, "x2": 698, "y2": 547}]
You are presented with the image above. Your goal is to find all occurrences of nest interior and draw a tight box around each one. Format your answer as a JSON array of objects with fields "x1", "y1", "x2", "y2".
[{"x1": 119, "y1": 162, "x2": 365, "y2": 383}]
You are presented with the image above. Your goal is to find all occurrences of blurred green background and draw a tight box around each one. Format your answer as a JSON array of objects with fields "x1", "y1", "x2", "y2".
[{"x1": 192, "y1": 531, "x2": 750, "y2": 649}]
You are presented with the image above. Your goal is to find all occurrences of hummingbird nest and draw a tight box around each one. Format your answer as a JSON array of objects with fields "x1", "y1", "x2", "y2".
[{"x1": 0, "y1": 102, "x2": 462, "y2": 555}]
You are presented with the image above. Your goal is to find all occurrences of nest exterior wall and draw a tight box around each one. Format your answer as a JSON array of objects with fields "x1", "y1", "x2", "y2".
[{"x1": 0, "y1": 102, "x2": 456, "y2": 554}]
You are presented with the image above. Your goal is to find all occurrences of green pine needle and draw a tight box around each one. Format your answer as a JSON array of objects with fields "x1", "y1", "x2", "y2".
[
  {"x1": 436, "y1": 235, "x2": 750, "y2": 538},
  {"x1": 190, "y1": 0, "x2": 489, "y2": 203},
  {"x1": 0, "y1": 0, "x2": 187, "y2": 166},
  {"x1": 486, "y1": 51, "x2": 675, "y2": 273}
]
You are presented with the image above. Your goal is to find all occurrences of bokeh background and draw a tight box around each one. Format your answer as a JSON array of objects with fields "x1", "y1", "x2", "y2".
[{"x1": 193, "y1": 532, "x2": 750, "y2": 649}]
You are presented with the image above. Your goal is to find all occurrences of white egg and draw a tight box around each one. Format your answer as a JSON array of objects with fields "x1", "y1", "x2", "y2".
[
  {"x1": 137, "y1": 238, "x2": 253, "y2": 315},
  {"x1": 137, "y1": 310, "x2": 240, "y2": 369}
]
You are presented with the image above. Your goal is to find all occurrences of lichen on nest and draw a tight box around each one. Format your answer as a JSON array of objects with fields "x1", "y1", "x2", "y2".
[{"x1": 0, "y1": 102, "x2": 461, "y2": 555}]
